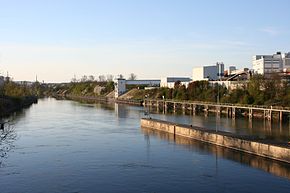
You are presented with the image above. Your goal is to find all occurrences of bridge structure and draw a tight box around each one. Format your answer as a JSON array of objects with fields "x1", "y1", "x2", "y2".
[{"x1": 143, "y1": 99, "x2": 290, "y2": 121}]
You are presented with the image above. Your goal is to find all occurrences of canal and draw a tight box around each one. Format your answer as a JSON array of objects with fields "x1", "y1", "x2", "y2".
[{"x1": 0, "y1": 98, "x2": 289, "y2": 193}]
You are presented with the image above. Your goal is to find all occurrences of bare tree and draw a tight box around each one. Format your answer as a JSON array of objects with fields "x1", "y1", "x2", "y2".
[
  {"x1": 119, "y1": 74, "x2": 124, "y2": 79},
  {"x1": 128, "y1": 73, "x2": 137, "y2": 80},
  {"x1": 88, "y1": 75, "x2": 95, "y2": 82},
  {"x1": 106, "y1": 74, "x2": 114, "y2": 82},
  {"x1": 98, "y1": 75, "x2": 106, "y2": 82},
  {"x1": 71, "y1": 75, "x2": 77, "y2": 83},
  {"x1": 81, "y1": 75, "x2": 88, "y2": 82}
]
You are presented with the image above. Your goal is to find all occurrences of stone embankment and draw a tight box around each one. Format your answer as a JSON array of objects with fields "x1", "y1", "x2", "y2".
[{"x1": 141, "y1": 118, "x2": 290, "y2": 163}]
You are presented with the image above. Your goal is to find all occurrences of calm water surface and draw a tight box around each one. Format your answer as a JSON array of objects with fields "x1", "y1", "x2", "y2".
[{"x1": 0, "y1": 98, "x2": 289, "y2": 193}]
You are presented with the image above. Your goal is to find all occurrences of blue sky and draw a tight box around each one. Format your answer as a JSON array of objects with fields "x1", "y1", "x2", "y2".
[{"x1": 0, "y1": 0, "x2": 289, "y2": 82}]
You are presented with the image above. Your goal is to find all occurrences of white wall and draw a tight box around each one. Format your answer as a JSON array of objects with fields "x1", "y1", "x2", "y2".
[
  {"x1": 253, "y1": 57, "x2": 264, "y2": 74},
  {"x1": 160, "y1": 77, "x2": 168, "y2": 87},
  {"x1": 253, "y1": 54, "x2": 285, "y2": 75},
  {"x1": 192, "y1": 67, "x2": 205, "y2": 81},
  {"x1": 114, "y1": 79, "x2": 161, "y2": 98},
  {"x1": 161, "y1": 77, "x2": 191, "y2": 88},
  {"x1": 166, "y1": 81, "x2": 190, "y2": 89},
  {"x1": 114, "y1": 79, "x2": 126, "y2": 98},
  {"x1": 193, "y1": 66, "x2": 219, "y2": 81}
]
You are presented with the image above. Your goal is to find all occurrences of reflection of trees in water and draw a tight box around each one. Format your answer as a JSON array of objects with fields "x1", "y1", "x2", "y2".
[{"x1": 0, "y1": 123, "x2": 17, "y2": 167}]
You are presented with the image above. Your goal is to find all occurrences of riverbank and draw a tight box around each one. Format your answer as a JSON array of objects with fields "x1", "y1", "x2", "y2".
[
  {"x1": 59, "y1": 94, "x2": 289, "y2": 121},
  {"x1": 141, "y1": 118, "x2": 290, "y2": 163},
  {"x1": 57, "y1": 94, "x2": 143, "y2": 106},
  {"x1": 0, "y1": 96, "x2": 38, "y2": 117}
]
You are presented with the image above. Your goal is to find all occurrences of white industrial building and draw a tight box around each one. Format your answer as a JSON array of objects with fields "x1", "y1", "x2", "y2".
[
  {"x1": 252, "y1": 52, "x2": 290, "y2": 75},
  {"x1": 228, "y1": 66, "x2": 237, "y2": 75},
  {"x1": 114, "y1": 78, "x2": 160, "y2": 98},
  {"x1": 192, "y1": 62, "x2": 224, "y2": 81},
  {"x1": 283, "y1": 52, "x2": 290, "y2": 69},
  {"x1": 160, "y1": 77, "x2": 192, "y2": 88}
]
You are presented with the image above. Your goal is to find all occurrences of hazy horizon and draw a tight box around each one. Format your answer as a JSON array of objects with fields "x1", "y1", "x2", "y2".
[{"x1": 0, "y1": 0, "x2": 289, "y2": 82}]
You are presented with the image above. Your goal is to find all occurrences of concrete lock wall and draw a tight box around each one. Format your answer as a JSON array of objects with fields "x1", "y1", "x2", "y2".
[{"x1": 141, "y1": 118, "x2": 290, "y2": 164}]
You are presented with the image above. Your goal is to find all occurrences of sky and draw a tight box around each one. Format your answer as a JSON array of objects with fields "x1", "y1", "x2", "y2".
[{"x1": 0, "y1": 0, "x2": 289, "y2": 82}]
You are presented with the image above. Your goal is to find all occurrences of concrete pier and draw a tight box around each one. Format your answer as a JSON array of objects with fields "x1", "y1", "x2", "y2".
[{"x1": 141, "y1": 118, "x2": 290, "y2": 164}]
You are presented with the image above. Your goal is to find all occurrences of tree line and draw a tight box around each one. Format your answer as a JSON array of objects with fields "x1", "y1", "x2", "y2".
[
  {"x1": 71, "y1": 73, "x2": 137, "y2": 83},
  {"x1": 0, "y1": 79, "x2": 42, "y2": 97},
  {"x1": 149, "y1": 74, "x2": 290, "y2": 107}
]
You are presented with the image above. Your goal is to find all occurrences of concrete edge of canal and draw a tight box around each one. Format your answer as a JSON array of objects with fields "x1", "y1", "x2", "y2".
[{"x1": 140, "y1": 118, "x2": 290, "y2": 164}]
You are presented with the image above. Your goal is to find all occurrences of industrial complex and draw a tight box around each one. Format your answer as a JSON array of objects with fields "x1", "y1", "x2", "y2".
[{"x1": 114, "y1": 51, "x2": 290, "y2": 97}]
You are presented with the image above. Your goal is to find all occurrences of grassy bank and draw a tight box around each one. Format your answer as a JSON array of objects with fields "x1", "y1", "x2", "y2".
[{"x1": 47, "y1": 81, "x2": 115, "y2": 97}]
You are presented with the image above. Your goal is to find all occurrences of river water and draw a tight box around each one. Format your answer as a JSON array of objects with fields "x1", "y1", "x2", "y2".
[{"x1": 0, "y1": 98, "x2": 289, "y2": 193}]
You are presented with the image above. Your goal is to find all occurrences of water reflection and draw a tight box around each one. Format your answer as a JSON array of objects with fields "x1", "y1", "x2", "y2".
[
  {"x1": 141, "y1": 127, "x2": 290, "y2": 180},
  {"x1": 66, "y1": 98, "x2": 290, "y2": 142},
  {"x1": 115, "y1": 103, "x2": 128, "y2": 118},
  {"x1": 0, "y1": 123, "x2": 17, "y2": 167},
  {"x1": 150, "y1": 110, "x2": 290, "y2": 142},
  {"x1": 0, "y1": 98, "x2": 289, "y2": 193},
  {"x1": 0, "y1": 105, "x2": 32, "y2": 167}
]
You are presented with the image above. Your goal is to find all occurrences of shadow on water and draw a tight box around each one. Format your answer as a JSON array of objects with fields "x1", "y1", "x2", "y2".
[
  {"x1": 59, "y1": 97, "x2": 116, "y2": 111},
  {"x1": 141, "y1": 127, "x2": 290, "y2": 180}
]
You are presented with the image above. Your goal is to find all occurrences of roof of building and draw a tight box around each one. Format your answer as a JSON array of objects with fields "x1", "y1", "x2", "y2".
[{"x1": 163, "y1": 77, "x2": 191, "y2": 82}]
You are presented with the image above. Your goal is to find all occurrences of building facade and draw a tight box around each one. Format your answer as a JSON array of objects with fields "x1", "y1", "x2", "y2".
[
  {"x1": 114, "y1": 79, "x2": 160, "y2": 98},
  {"x1": 160, "y1": 77, "x2": 191, "y2": 88},
  {"x1": 114, "y1": 78, "x2": 126, "y2": 98},
  {"x1": 228, "y1": 66, "x2": 237, "y2": 75},
  {"x1": 192, "y1": 62, "x2": 224, "y2": 81},
  {"x1": 283, "y1": 52, "x2": 290, "y2": 69},
  {"x1": 252, "y1": 52, "x2": 290, "y2": 75}
]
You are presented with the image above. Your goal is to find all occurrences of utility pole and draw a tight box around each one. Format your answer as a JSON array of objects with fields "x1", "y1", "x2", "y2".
[
  {"x1": 216, "y1": 74, "x2": 220, "y2": 132},
  {"x1": 217, "y1": 83, "x2": 220, "y2": 104},
  {"x1": 216, "y1": 95, "x2": 219, "y2": 133}
]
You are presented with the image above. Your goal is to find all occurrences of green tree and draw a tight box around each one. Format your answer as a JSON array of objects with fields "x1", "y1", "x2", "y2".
[{"x1": 248, "y1": 74, "x2": 264, "y2": 105}]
